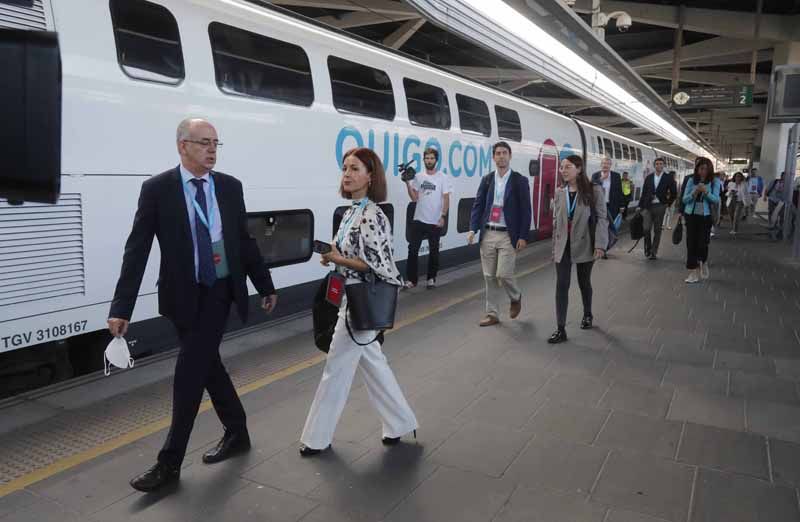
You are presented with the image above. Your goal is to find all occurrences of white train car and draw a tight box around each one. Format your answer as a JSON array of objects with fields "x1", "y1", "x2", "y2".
[{"x1": 0, "y1": 0, "x2": 694, "y2": 393}]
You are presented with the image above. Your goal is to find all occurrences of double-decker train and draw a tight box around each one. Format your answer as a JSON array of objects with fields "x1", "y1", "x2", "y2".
[{"x1": 0, "y1": 0, "x2": 694, "y2": 396}]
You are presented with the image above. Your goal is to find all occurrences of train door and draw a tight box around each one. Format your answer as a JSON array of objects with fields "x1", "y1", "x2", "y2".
[{"x1": 532, "y1": 139, "x2": 559, "y2": 238}]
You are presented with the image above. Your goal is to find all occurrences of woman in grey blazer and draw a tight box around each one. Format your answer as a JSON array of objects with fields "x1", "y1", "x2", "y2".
[{"x1": 548, "y1": 155, "x2": 608, "y2": 344}]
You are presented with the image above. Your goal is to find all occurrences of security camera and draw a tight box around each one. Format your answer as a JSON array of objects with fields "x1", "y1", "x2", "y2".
[{"x1": 616, "y1": 13, "x2": 632, "y2": 32}]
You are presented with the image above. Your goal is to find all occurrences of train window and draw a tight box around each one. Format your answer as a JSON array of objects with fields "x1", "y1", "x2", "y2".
[
  {"x1": 597, "y1": 136, "x2": 604, "y2": 155},
  {"x1": 333, "y1": 204, "x2": 394, "y2": 238},
  {"x1": 457, "y1": 198, "x2": 475, "y2": 233},
  {"x1": 110, "y1": 0, "x2": 184, "y2": 84},
  {"x1": 636, "y1": 148, "x2": 643, "y2": 163},
  {"x1": 404, "y1": 78, "x2": 450, "y2": 129},
  {"x1": 603, "y1": 138, "x2": 613, "y2": 158},
  {"x1": 495, "y1": 105, "x2": 522, "y2": 142},
  {"x1": 613, "y1": 141, "x2": 622, "y2": 160},
  {"x1": 405, "y1": 203, "x2": 449, "y2": 242},
  {"x1": 622, "y1": 144, "x2": 630, "y2": 160},
  {"x1": 246, "y1": 209, "x2": 313, "y2": 268},
  {"x1": 456, "y1": 94, "x2": 491, "y2": 137},
  {"x1": 328, "y1": 56, "x2": 394, "y2": 120},
  {"x1": 209, "y1": 22, "x2": 313, "y2": 106}
]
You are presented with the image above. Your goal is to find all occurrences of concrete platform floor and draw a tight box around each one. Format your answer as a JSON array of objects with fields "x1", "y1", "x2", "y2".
[{"x1": 2, "y1": 217, "x2": 800, "y2": 522}]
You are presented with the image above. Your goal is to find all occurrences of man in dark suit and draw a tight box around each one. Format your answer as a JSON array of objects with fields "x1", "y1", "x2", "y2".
[
  {"x1": 638, "y1": 157, "x2": 678, "y2": 260},
  {"x1": 108, "y1": 118, "x2": 278, "y2": 492},
  {"x1": 467, "y1": 141, "x2": 532, "y2": 327},
  {"x1": 591, "y1": 157, "x2": 624, "y2": 258}
]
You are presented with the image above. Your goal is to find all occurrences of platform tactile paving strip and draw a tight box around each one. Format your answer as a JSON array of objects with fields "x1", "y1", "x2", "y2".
[{"x1": 0, "y1": 333, "x2": 320, "y2": 487}]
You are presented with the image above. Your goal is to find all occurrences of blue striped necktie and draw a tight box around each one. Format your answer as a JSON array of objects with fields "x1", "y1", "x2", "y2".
[{"x1": 190, "y1": 178, "x2": 217, "y2": 287}]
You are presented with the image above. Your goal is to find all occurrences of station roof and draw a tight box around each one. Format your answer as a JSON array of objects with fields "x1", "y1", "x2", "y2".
[{"x1": 269, "y1": 0, "x2": 800, "y2": 161}]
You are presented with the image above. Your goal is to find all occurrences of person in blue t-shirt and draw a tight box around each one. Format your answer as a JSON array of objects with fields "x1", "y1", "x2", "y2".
[{"x1": 682, "y1": 157, "x2": 720, "y2": 284}]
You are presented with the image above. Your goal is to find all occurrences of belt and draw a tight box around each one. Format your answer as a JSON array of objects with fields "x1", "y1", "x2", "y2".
[{"x1": 485, "y1": 224, "x2": 507, "y2": 231}]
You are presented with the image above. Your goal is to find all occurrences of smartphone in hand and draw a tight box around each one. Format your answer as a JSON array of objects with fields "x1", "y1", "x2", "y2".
[{"x1": 313, "y1": 240, "x2": 332, "y2": 255}]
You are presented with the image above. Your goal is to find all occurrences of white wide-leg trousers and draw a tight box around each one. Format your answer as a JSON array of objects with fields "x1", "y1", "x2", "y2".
[{"x1": 300, "y1": 306, "x2": 418, "y2": 450}]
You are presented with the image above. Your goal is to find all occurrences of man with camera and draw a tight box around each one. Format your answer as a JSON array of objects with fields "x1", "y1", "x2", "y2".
[{"x1": 404, "y1": 147, "x2": 452, "y2": 289}]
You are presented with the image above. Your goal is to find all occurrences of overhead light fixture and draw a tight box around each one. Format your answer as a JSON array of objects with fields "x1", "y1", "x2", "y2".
[{"x1": 407, "y1": 0, "x2": 717, "y2": 161}]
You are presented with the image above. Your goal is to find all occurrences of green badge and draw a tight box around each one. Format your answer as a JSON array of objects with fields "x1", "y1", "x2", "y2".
[{"x1": 212, "y1": 239, "x2": 230, "y2": 278}]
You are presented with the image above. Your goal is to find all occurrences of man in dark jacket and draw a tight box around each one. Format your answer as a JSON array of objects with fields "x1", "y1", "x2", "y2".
[
  {"x1": 591, "y1": 157, "x2": 624, "y2": 258},
  {"x1": 638, "y1": 157, "x2": 678, "y2": 260},
  {"x1": 108, "y1": 118, "x2": 277, "y2": 492},
  {"x1": 468, "y1": 141, "x2": 531, "y2": 327}
]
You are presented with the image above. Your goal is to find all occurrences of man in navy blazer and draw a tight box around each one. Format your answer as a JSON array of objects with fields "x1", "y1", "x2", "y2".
[
  {"x1": 108, "y1": 118, "x2": 278, "y2": 493},
  {"x1": 468, "y1": 141, "x2": 532, "y2": 327}
]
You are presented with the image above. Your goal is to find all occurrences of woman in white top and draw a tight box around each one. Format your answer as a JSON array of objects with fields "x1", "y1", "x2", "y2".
[
  {"x1": 299, "y1": 147, "x2": 418, "y2": 456},
  {"x1": 727, "y1": 171, "x2": 750, "y2": 235}
]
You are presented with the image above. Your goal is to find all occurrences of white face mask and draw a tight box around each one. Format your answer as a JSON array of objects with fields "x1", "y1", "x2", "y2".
[{"x1": 104, "y1": 336, "x2": 134, "y2": 376}]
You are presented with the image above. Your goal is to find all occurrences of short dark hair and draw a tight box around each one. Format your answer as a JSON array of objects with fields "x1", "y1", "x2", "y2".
[
  {"x1": 492, "y1": 141, "x2": 512, "y2": 155},
  {"x1": 423, "y1": 147, "x2": 439, "y2": 162},
  {"x1": 654, "y1": 157, "x2": 666, "y2": 164},
  {"x1": 339, "y1": 147, "x2": 388, "y2": 203}
]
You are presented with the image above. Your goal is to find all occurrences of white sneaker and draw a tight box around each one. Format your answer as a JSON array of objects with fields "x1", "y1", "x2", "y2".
[
  {"x1": 685, "y1": 272, "x2": 700, "y2": 284},
  {"x1": 426, "y1": 278, "x2": 436, "y2": 289},
  {"x1": 700, "y1": 263, "x2": 710, "y2": 280}
]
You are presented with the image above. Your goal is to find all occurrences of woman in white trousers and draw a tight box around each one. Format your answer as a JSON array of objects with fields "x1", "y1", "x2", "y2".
[{"x1": 299, "y1": 147, "x2": 418, "y2": 456}]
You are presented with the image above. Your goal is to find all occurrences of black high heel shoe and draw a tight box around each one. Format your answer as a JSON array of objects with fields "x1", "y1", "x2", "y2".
[
  {"x1": 382, "y1": 430, "x2": 417, "y2": 446},
  {"x1": 299, "y1": 443, "x2": 331, "y2": 457},
  {"x1": 547, "y1": 329, "x2": 568, "y2": 344},
  {"x1": 580, "y1": 316, "x2": 593, "y2": 330}
]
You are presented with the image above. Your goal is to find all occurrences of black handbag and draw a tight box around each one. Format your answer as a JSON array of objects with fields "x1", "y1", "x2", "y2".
[
  {"x1": 345, "y1": 272, "x2": 399, "y2": 346},
  {"x1": 672, "y1": 216, "x2": 684, "y2": 245},
  {"x1": 630, "y1": 212, "x2": 644, "y2": 241},
  {"x1": 312, "y1": 273, "x2": 340, "y2": 353}
]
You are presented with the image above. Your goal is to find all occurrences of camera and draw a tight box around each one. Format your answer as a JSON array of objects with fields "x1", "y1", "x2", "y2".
[
  {"x1": 616, "y1": 13, "x2": 632, "y2": 32},
  {"x1": 399, "y1": 160, "x2": 416, "y2": 182}
]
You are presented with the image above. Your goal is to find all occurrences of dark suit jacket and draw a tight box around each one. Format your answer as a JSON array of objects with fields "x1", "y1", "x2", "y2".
[
  {"x1": 110, "y1": 167, "x2": 275, "y2": 328},
  {"x1": 591, "y1": 170, "x2": 624, "y2": 220},
  {"x1": 469, "y1": 170, "x2": 532, "y2": 246},
  {"x1": 638, "y1": 172, "x2": 678, "y2": 210}
]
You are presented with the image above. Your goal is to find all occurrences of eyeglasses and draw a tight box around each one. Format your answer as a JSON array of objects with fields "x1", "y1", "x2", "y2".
[{"x1": 182, "y1": 139, "x2": 223, "y2": 148}]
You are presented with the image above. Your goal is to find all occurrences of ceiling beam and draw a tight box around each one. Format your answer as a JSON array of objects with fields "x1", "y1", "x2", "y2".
[
  {"x1": 641, "y1": 70, "x2": 770, "y2": 92},
  {"x1": 497, "y1": 79, "x2": 544, "y2": 91},
  {"x1": 316, "y1": 10, "x2": 419, "y2": 29},
  {"x1": 629, "y1": 37, "x2": 772, "y2": 71},
  {"x1": 571, "y1": 0, "x2": 799, "y2": 41},
  {"x1": 444, "y1": 66, "x2": 540, "y2": 81},
  {"x1": 270, "y1": 0, "x2": 416, "y2": 16},
  {"x1": 382, "y1": 17, "x2": 425, "y2": 49}
]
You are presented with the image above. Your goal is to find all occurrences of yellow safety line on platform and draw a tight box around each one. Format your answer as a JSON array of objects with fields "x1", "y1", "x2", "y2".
[{"x1": 0, "y1": 260, "x2": 550, "y2": 497}]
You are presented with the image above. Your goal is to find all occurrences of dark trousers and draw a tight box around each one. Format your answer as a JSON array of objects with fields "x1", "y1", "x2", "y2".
[
  {"x1": 555, "y1": 241, "x2": 594, "y2": 329},
  {"x1": 643, "y1": 203, "x2": 667, "y2": 256},
  {"x1": 685, "y1": 214, "x2": 712, "y2": 269},
  {"x1": 621, "y1": 196, "x2": 632, "y2": 219},
  {"x1": 406, "y1": 220, "x2": 441, "y2": 285},
  {"x1": 158, "y1": 278, "x2": 246, "y2": 467}
]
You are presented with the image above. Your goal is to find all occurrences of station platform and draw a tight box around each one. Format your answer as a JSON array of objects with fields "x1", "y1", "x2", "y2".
[{"x1": 2, "y1": 217, "x2": 800, "y2": 522}]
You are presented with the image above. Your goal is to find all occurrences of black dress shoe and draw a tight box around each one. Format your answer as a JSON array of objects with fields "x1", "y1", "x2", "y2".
[
  {"x1": 130, "y1": 462, "x2": 180, "y2": 492},
  {"x1": 299, "y1": 444, "x2": 331, "y2": 457},
  {"x1": 382, "y1": 430, "x2": 417, "y2": 446},
  {"x1": 547, "y1": 329, "x2": 568, "y2": 344},
  {"x1": 580, "y1": 316, "x2": 593, "y2": 329},
  {"x1": 202, "y1": 431, "x2": 251, "y2": 464}
]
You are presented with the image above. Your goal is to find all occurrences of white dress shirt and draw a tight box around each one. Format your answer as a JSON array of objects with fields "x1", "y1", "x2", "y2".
[
  {"x1": 601, "y1": 174, "x2": 611, "y2": 205},
  {"x1": 491, "y1": 169, "x2": 511, "y2": 227}
]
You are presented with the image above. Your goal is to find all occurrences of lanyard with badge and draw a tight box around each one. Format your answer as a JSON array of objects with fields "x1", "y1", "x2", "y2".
[
  {"x1": 184, "y1": 175, "x2": 229, "y2": 278},
  {"x1": 566, "y1": 187, "x2": 578, "y2": 234},
  {"x1": 336, "y1": 199, "x2": 368, "y2": 250},
  {"x1": 490, "y1": 172, "x2": 507, "y2": 222}
]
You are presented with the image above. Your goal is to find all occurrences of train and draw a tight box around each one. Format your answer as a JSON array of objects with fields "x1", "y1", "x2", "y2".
[{"x1": 0, "y1": 0, "x2": 694, "y2": 396}]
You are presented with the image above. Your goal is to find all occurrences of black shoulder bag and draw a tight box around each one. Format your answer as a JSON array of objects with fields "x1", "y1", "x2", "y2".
[{"x1": 345, "y1": 271, "x2": 398, "y2": 346}]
